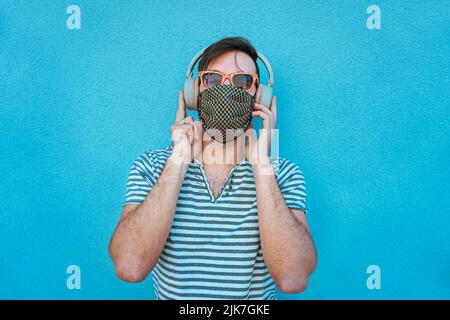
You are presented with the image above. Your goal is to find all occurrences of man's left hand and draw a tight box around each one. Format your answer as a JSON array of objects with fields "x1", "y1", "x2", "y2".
[{"x1": 245, "y1": 96, "x2": 277, "y2": 167}]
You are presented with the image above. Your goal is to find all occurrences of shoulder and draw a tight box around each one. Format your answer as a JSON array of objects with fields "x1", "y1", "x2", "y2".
[
  {"x1": 270, "y1": 157, "x2": 305, "y2": 181},
  {"x1": 132, "y1": 145, "x2": 173, "y2": 176}
]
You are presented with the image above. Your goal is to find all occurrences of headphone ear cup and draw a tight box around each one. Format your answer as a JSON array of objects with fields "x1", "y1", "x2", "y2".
[
  {"x1": 255, "y1": 84, "x2": 273, "y2": 109},
  {"x1": 184, "y1": 77, "x2": 199, "y2": 110}
]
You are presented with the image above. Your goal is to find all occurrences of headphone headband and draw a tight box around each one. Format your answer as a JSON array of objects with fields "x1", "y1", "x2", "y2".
[{"x1": 184, "y1": 47, "x2": 275, "y2": 87}]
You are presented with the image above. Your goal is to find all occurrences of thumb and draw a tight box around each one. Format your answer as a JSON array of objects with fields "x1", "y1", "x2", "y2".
[
  {"x1": 245, "y1": 124, "x2": 255, "y2": 145},
  {"x1": 192, "y1": 121, "x2": 203, "y2": 159},
  {"x1": 194, "y1": 121, "x2": 203, "y2": 141}
]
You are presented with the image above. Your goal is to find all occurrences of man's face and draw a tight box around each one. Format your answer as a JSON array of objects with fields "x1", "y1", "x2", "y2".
[{"x1": 199, "y1": 50, "x2": 258, "y2": 96}]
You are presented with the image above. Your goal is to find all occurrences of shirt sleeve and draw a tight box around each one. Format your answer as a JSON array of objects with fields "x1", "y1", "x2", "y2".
[
  {"x1": 276, "y1": 158, "x2": 308, "y2": 213},
  {"x1": 122, "y1": 153, "x2": 158, "y2": 207}
]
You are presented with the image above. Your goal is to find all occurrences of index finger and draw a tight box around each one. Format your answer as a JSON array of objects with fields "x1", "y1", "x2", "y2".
[
  {"x1": 271, "y1": 96, "x2": 277, "y2": 128},
  {"x1": 175, "y1": 90, "x2": 186, "y2": 123}
]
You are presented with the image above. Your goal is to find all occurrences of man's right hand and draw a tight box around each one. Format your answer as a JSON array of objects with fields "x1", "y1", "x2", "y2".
[{"x1": 170, "y1": 91, "x2": 202, "y2": 164}]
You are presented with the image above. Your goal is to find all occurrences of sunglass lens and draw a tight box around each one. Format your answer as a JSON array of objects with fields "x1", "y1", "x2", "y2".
[
  {"x1": 202, "y1": 72, "x2": 222, "y2": 87},
  {"x1": 233, "y1": 74, "x2": 254, "y2": 90}
]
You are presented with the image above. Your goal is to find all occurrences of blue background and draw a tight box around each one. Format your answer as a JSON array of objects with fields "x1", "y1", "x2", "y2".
[{"x1": 1, "y1": 0, "x2": 449, "y2": 299}]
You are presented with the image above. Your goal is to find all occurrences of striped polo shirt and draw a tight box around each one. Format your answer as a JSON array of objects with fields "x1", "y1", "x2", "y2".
[{"x1": 122, "y1": 145, "x2": 308, "y2": 300}]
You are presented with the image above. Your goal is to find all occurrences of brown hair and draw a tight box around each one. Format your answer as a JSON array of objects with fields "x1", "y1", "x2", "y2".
[{"x1": 198, "y1": 37, "x2": 260, "y2": 79}]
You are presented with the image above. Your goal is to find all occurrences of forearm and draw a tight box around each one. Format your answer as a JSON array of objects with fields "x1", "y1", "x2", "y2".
[
  {"x1": 109, "y1": 155, "x2": 188, "y2": 281},
  {"x1": 253, "y1": 163, "x2": 316, "y2": 292}
]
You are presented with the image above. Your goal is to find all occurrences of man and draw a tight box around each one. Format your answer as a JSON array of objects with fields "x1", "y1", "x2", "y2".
[{"x1": 109, "y1": 37, "x2": 317, "y2": 300}]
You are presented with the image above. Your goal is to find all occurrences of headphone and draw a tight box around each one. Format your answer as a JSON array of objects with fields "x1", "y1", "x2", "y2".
[{"x1": 183, "y1": 47, "x2": 275, "y2": 110}]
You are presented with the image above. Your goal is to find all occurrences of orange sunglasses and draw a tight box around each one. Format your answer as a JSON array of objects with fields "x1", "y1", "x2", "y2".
[{"x1": 199, "y1": 70, "x2": 259, "y2": 91}]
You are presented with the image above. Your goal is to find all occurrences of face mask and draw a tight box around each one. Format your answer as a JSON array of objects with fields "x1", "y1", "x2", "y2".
[{"x1": 198, "y1": 84, "x2": 254, "y2": 144}]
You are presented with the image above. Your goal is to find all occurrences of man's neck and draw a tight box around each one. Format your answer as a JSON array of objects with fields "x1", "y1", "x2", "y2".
[{"x1": 197, "y1": 134, "x2": 246, "y2": 167}]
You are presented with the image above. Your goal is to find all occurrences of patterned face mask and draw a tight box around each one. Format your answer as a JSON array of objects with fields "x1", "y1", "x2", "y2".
[{"x1": 198, "y1": 84, "x2": 254, "y2": 144}]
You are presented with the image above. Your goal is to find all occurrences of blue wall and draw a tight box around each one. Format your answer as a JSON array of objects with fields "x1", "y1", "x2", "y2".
[{"x1": 1, "y1": 0, "x2": 449, "y2": 299}]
